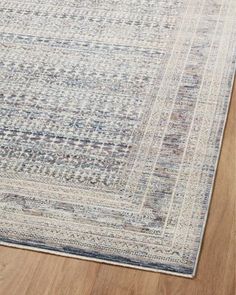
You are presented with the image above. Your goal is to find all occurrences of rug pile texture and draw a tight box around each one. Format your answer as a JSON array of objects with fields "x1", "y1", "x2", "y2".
[{"x1": 0, "y1": 0, "x2": 235, "y2": 277}]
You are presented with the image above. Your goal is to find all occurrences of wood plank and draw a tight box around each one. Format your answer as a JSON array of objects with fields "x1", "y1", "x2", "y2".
[{"x1": 27, "y1": 256, "x2": 100, "y2": 295}]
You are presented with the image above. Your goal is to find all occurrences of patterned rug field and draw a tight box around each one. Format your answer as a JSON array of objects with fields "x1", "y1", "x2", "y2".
[{"x1": 0, "y1": 0, "x2": 235, "y2": 277}]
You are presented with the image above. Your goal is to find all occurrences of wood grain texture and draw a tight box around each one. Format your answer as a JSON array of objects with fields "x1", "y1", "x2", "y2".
[{"x1": 0, "y1": 81, "x2": 235, "y2": 295}]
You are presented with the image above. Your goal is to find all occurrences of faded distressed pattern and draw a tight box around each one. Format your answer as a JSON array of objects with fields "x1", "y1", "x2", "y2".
[{"x1": 0, "y1": 0, "x2": 235, "y2": 277}]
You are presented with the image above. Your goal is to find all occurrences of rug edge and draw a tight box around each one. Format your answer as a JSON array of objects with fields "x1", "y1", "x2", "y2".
[{"x1": 0, "y1": 240, "x2": 195, "y2": 278}]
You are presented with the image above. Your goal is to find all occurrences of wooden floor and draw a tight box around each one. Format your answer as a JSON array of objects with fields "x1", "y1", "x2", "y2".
[{"x1": 0, "y1": 82, "x2": 235, "y2": 295}]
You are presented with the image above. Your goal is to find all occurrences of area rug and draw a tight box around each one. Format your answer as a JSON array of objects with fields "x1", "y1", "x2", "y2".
[{"x1": 0, "y1": 0, "x2": 235, "y2": 278}]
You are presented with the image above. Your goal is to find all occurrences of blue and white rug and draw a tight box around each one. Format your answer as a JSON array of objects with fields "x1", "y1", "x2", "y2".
[{"x1": 0, "y1": 0, "x2": 235, "y2": 277}]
